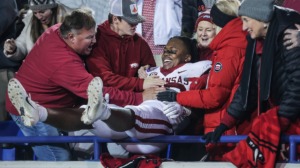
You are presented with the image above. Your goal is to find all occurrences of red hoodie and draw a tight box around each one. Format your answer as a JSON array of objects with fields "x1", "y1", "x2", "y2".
[
  {"x1": 86, "y1": 21, "x2": 155, "y2": 92},
  {"x1": 176, "y1": 18, "x2": 248, "y2": 134}
]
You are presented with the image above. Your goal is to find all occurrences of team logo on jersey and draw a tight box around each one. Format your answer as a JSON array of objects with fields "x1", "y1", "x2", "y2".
[
  {"x1": 147, "y1": 67, "x2": 158, "y2": 72},
  {"x1": 130, "y1": 63, "x2": 139, "y2": 68},
  {"x1": 149, "y1": 72, "x2": 158, "y2": 76},
  {"x1": 214, "y1": 62, "x2": 222, "y2": 72},
  {"x1": 178, "y1": 70, "x2": 187, "y2": 74}
]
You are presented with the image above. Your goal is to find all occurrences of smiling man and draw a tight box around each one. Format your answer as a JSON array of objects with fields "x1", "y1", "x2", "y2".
[
  {"x1": 86, "y1": 0, "x2": 166, "y2": 105},
  {"x1": 5, "y1": 9, "x2": 96, "y2": 161}
]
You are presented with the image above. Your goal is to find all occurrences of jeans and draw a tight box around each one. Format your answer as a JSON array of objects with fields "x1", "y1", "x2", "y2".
[{"x1": 10, "y1": 114, "x2": 71, "y2": 161}]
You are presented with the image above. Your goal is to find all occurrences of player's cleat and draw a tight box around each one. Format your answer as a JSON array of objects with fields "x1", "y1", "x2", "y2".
[
  {"x1": 7, "y1": 78, "x2": 39, "y2": 127},
  {"x1": 81, "y1": 77, "x2": 110, "y2": 125}
]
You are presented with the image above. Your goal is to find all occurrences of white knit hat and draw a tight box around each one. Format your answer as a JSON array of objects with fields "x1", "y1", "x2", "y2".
[{"x1": 29, "y1": 0, "x2": 58, "y2": 11}]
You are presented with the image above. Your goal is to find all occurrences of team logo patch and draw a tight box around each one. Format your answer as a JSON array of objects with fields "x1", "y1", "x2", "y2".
[
  {"x1": 130, "y1": 63, "x2": 139, "y2": 68},
  {"x1": 149, "y1": 72, "x2": 158, "y2": 76},
  {"x1": 147, "y1": 67, "x2": 158, "y2": 72},
  {"x1": 214, "y1": 62, "x2": 222, "y2": 72},
  {"x1": 130, "y1": 4, "x2": 138, "y2": 14},
  {"x1": 178, "y1": 70, "x2": 187, "y2": 74}
]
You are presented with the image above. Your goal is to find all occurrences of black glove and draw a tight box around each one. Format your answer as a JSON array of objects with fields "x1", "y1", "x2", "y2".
[
  {"x1": 157, "y1": 89, "x2": 178, "y2": 102},
  {"x1": 202, "y1": 123, "x2": 229, "y2": 144}
]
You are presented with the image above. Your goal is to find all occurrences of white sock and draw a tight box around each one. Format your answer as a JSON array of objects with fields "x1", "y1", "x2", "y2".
[
  {"x1": 37, "y1": 105, "x2": 48, "y2": 122},
  {"x1": 99, "y1": 104, "x2": 111, "y2": 120}
]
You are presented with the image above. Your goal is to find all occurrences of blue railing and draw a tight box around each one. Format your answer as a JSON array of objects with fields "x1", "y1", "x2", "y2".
[{"x1": 0, "y1": 135, "x2": 299, "y2": 162}]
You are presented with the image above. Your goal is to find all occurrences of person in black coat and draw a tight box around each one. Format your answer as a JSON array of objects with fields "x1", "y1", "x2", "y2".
[
  {"x1": 203, "y1": 0, "x2": 300, "y2": 153},
  {"x1": 0, "y1": 0, "x2": 20, "y2": 121}
]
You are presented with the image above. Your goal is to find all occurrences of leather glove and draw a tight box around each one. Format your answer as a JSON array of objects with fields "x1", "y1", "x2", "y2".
[
  {"x1": 157, "y1": 89, "x2": 178, "y2": 102},
  {"x1": 202, "y1": 123, "x2": 229, "y2": 144},
  {"x1": 163, "y1": 101, "x2": 191, "y2": 119}
]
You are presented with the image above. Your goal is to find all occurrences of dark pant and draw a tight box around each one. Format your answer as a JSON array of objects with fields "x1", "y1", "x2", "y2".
[{"x1": 0, "y1": 69, "x2": 15, "y2": 121}]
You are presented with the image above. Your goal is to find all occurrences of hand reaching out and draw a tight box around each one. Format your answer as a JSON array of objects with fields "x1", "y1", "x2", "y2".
[
  {"x1": 138, "y1": 65, "x2": 150, "y2": 79},
  {"x1": 142, "y1": 87, "x2": 166, "y2": 101},
  {"x1": 202, "y1": 123, "x2": 229, "y2": 144},
  {"x1": 162, "y1": 101, "x2": 191, "y2": 119},
  {"x1": 4, "y1": 38, "x2": 16, "y2": 55},
  {"x1": 157, "y1": 89, "x2": 178, "y2": 102},
  {"x1": 143, "y1": 75, "x2": 166, "y2": 90}
]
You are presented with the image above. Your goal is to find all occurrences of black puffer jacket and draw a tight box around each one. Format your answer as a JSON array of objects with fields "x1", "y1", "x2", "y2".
[
  {"x1": 0, "y1": 0, "x2": 20, "y2": 69},
  {"x1": 227, "y1": 6, "x2": 300, "y2": 121}
]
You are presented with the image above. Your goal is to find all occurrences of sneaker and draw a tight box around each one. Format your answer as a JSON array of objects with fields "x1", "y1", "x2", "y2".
[
  {"x1": 7, "y1": 78, "x2": 39, "y2": 127},
  {"x1": 81, "y1": 77, "x2": 110, "y2": 125}
]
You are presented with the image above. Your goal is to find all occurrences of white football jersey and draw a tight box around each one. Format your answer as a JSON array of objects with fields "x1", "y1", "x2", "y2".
[{"x1": 146, "y1": 60, "x2": 211, "y2": 92}]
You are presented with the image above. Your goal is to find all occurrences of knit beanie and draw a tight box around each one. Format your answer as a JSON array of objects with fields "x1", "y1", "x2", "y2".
[
  {"x1": 194, "y1": 13, "x2": 213, "y2": 32},
  {"x1": 238, "y1": 0, "x2": 275, "y2": 22},
  {"x1": 29, "y1": 0, "x2": 58, "y2": 11}
]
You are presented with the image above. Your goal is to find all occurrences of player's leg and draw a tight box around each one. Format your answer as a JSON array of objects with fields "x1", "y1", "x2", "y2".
[
  {"x1": 117, "y1": 101, "x2": 172, "y2": 154},
  {"x1": 102, "y1": 106, "x2": 135, "y2": 132},
  {"x1": 46, "y1": 108, "x2": 92, "y2": 131},
  {"x1": 8, "y1": 78, "x2": 41, "y2": 126},
  {"x1": 8, "y1": 77, "x2": 135, "y2": 131},
  {"x1": 124, "y1": 100, "x2": 174, "y2": 139},
  {"x1": 47, "y1": 106, "x2": 135, "y2": 132},
  {"x1": 121, "y1": 143, "x2": 167, "y2": 154},
  {"x1": 81, "y1": 77, "x2": 135, "y2": 131},
  {"x1": 91, "y1": 119, "x2": 128, "y2": 139},
  {"x1": 8, "y1": 77, "x2": 172, "y2": 135},
  {"x1": 8, "y1": 78, "x2": 92, "y2": 131}
]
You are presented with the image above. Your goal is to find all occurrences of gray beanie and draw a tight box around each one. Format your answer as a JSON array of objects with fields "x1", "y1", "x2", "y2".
[
  {"x1": 29, "y1": 0, "x2": 58, "y2": 11},
  {"x1": 238, "y1": 0, "x2": 275, "y2": 22}
]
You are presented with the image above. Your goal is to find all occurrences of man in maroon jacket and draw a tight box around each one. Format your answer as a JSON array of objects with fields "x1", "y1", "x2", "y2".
[{"x1": 86, "y1": 0, "x2": 165, "y2": 106}]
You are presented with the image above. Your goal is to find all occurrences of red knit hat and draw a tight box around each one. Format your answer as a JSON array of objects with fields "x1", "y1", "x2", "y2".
[{"x1": 194, "y1": 13, "x2": 213, "y2": 32}]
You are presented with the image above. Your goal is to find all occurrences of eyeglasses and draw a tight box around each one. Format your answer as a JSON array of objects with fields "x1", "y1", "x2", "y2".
[{"x1": 163, "y1": 48, "x2": 177, "y2": 55}]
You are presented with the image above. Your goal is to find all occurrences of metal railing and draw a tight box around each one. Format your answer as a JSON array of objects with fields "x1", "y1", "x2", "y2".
[{"x1": 0, "y1": 135, "x2": 299, "y2": 162}]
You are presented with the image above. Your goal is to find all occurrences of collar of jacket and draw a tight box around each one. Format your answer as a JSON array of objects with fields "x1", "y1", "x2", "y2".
[
  {"x1": 99, "y1": 20, "x2": 137, "y2": 42},
  {"x1": 239, "y1": 35, "x2": 256, "y2": 109}
]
